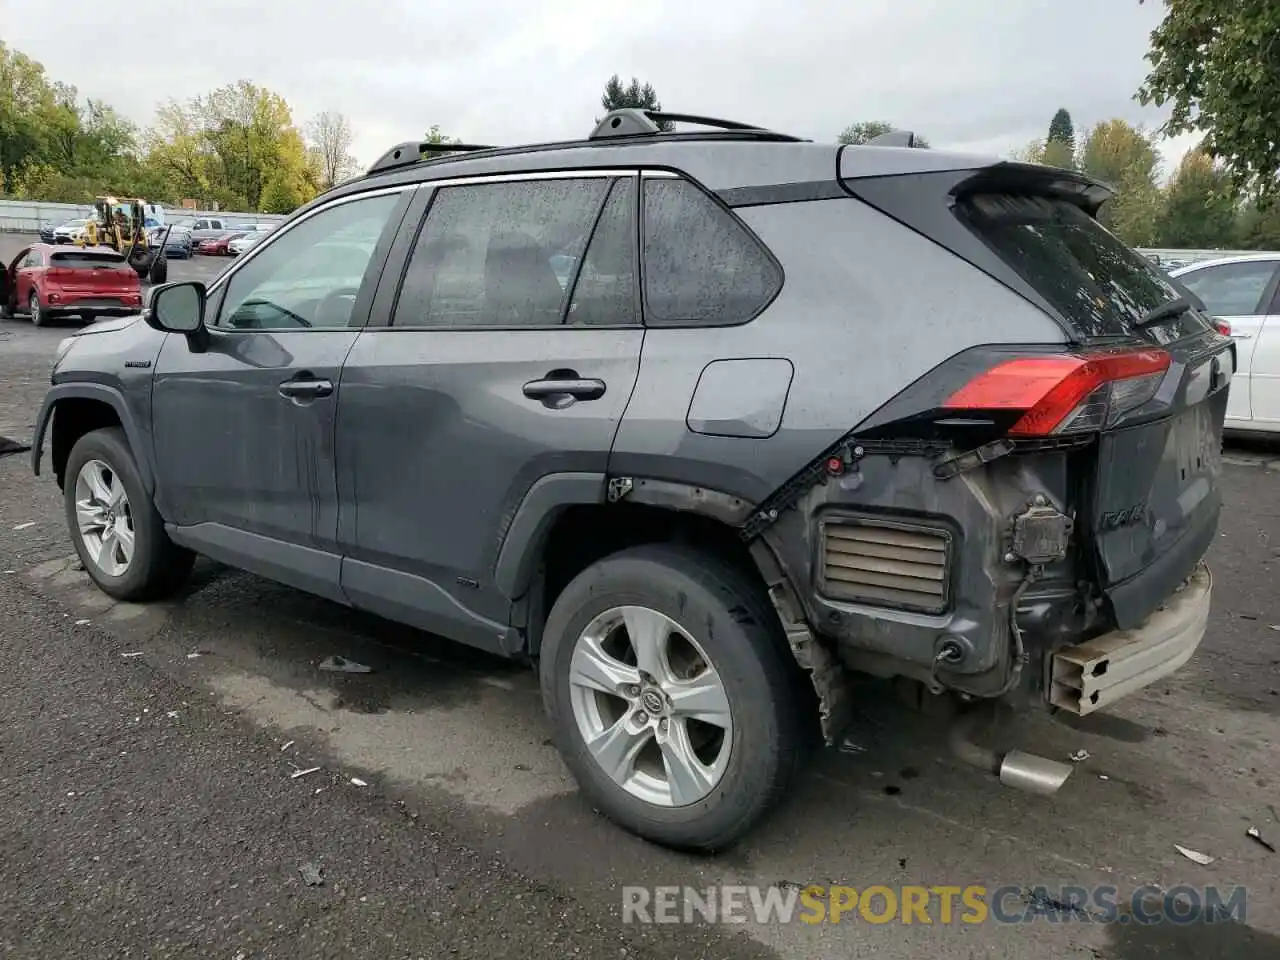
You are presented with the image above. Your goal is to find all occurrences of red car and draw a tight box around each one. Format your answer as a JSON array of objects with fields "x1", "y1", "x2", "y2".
[
  {"x1": 196, "y1": 231, "x2": 246, "y2": 256},
  {"x1": 0, "y1": 243, "x2": 144, "y2": 327}
]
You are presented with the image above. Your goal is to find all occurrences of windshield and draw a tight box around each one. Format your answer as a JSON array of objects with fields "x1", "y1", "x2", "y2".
[{"x1": 959, "y1": 193, "x2": 1211, "y2": 343}]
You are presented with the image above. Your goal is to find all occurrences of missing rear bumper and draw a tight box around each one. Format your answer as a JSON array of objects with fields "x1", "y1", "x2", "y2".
[{"x1": 1049, "y1": 562, "x2": 1211, "y2": 715}]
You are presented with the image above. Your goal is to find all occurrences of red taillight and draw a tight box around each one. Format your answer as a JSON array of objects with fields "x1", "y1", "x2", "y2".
[
  {"x1": 1214, "y1": 319, "x2": 1231, "y2": 337},
  {"x1": 943, "y1": 348, "x2": 1172, "y2": 437}
]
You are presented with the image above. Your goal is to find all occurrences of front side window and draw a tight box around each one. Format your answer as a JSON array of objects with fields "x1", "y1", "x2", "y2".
[
  {"x1": 641, "y1": 177, "x2": 782, "y2": 326},
  {"x1": 1177, "y1": 261, "x2": 1279, "y2": 318},
  {"x1": 216, "y1": 192, "x2": 400, "y2": 331},
  {"x1": 393, "y1": 177, "x2": 611, "y2": 328}
]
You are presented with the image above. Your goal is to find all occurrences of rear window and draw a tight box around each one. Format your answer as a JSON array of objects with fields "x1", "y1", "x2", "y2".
[
  {"x1": 959, "y1": 194, "x2": 1208, "y2": 342},
  {"x1": 50, "y1": 252, "x2": 127, "y2": 269}
]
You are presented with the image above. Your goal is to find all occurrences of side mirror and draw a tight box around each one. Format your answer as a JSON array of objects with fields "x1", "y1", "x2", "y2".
[{"x1": 147, "y1": 281, "x2": 206, "y2": 334}]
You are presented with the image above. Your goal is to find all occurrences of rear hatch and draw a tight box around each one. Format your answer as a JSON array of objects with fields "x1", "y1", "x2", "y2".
[
  {"x1": 842, "y1": 157, "x2": 1232, "y2": 629},
  {"x1": 48, "y1": 250, "x2": 138, "y2": 294}
]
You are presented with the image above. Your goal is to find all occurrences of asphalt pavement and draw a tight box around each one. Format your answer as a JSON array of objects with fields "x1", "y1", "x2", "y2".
[{"x1": 3, "y1": 233, "x2": 1280, "y2": 959}]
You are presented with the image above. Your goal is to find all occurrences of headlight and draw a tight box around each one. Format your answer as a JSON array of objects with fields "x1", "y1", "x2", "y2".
[{"x1": 53, "y1": 336, "x2": 76, "y2": 369}]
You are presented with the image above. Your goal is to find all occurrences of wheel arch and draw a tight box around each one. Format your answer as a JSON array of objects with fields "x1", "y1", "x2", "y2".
[
  {"x1": 35, "y1": 385, "x2": 153, "y2": 494},
  {"x1": 498, "y1": 476, "x2": 776, "y2": 655}
]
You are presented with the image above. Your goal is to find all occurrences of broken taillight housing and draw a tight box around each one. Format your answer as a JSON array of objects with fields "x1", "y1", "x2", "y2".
[{"x1": 942, "y1": 348, "x2": 1172, "y2": 437}]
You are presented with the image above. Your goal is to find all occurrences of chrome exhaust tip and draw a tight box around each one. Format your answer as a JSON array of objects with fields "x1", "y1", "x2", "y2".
[
  {"x1": 997, "y1": 750, "x2": 1073, "y2": 796},
  {"x1": 948, "y1": 710, "x2": 1073, "y2": 796}
]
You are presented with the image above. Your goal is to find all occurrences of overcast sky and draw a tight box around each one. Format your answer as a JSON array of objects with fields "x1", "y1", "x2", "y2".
[{"x1": 2, "y1": 0, "x2": 1201, "y2": 177}]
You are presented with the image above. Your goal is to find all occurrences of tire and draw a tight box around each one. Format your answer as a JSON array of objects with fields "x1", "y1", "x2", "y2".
[
  {"x1": 149, "y1": 255, "x2": 168, "y2": 284},
  {"x1": 29, "y1": 292, "x2": 44, "y2": 327},
  {"x1": 63, "y1": 427, "x2": 194, "y2": 602},
  {"x1": 539, "y1": 543, "x2": 803, "y2": 852}
]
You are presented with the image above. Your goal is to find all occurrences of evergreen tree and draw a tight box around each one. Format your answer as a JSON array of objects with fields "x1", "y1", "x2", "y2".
[
  {"x1": 1047, "y1": 108, "x2": 1076, "y2": 154},
  {"x1": 599, "y1": 75, "x2": 673, "y2": 131}
]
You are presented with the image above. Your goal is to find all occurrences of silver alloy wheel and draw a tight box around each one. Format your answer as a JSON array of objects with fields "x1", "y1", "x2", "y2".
[
  {"x1": 29, "y1": 293, "x2": 41, "y2": 326},
  {"x1": 74, "y1": 459, "x2": 135, "y2": 577},
  {"x1": 568, "y1": 605, "x2": 733, "y2": 807}
]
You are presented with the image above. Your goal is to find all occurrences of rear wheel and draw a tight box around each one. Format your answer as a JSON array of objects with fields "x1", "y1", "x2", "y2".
[
  {"x1": 64, "y1": 427, "x2": 194, "y2": 601},
  {"x1": 539, "y1": 544, "x2": 803, "y2": 851},
  {"x1": 29, "y1": 292, "x2": 44, "y2": 327}
]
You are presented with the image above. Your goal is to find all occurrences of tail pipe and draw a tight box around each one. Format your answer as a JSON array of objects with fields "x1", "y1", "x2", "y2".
[{"x1": 947, "y1": 708, "x2": 1072, "y2": 797}]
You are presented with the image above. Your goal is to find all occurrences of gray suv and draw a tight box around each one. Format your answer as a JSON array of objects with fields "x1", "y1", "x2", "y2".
[{"x1": 32, "y1": 110, "x2": 1232, "y2": 851}]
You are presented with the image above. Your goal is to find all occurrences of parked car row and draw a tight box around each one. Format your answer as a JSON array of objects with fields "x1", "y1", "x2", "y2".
[
  {"x1": 190, "y1": 222, "x2": 275, "y2": 257},
  {"x1": 34, "y1": 215, "x2": 277, "y2": 260}
]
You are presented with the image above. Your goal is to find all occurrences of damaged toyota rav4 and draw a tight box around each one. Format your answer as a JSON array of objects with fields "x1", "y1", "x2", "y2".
[{"x1": 32, "y1": 109, "x2": 1231, "y2": 851}]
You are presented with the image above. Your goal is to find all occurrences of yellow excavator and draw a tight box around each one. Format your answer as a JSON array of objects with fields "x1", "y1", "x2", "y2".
[{"x1": 76, "y1": 197, "x2": 169, "y2": 283}]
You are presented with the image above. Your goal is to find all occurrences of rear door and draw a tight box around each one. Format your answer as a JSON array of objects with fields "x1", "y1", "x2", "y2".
[
  {"x1": 1173, "y1": 257, "x2": 1280, "y2": 425},
  {"x1": 336, "y1": 171, "x2": 644, "y2": 653}
]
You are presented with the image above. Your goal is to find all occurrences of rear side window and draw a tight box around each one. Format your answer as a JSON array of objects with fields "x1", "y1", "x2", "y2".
[
  {"x1": 1176, "y1": 261, "x2": 1279, "y2": 317},
  {"x1": 394, "y1": 178, "x2": 611, "y2": 328},
  {"x1": 49, "y1": 252, "x2": 127, "y2": 269},
  {"x1": 960, "y1": 194, "x2": 1207, "y2": 341},
  {"x1": 641, "y1": 178, "x2": 781, "y2": 326}
]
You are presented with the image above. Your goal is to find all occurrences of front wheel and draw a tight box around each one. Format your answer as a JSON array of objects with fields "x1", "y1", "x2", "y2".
[
  {"x1": 149, "y1": 255, "x2": 168, "y2": 284},
  {"x1": 63, "y1": 427, "x2": 194, "y2": 601},
  {"x1": 539, "y1": 544, "x2": 804, "y2": 852}
]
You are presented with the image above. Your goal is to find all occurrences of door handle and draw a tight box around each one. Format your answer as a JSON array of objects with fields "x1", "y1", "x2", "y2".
[
  {"x1": 1232, "y1": 333, "x2": 1254, "y2": 340},
  {"x1": 522, "y1": 377, "x2": 606, "y2": 402},
  {"x1": 278, "y1": 378, "x2": 333, "y2": 400}
]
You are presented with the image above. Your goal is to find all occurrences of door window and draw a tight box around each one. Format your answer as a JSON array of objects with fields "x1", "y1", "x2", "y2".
[
  {"x1": 216, "y1": 192, "x2": 401, "y2": 331},
  {"x1": 566, "y1": 178, "x2": 639, "y2": 326},
  {"x1": 392, "y1": 177, "x2": 611, "y2": 328},
  {"x1": 1177, "y1": 261, "x2": 1279, "y2": 317}
]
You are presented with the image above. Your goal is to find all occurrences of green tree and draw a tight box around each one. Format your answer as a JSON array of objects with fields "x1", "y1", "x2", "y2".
[
  {"x1": 1236, "y1": 203, "x2": 1280, "y2": 250},
  {"x1": 0, "y1": 41, "x2": 57, "y2": 190},
  {"x1": 1109, "y1": 164, "x2": 1163, "y2": 247},
  {"x1": 1155, "y1": 150, "x2": 1239, "y2": 248},
  {"x1": 1048, "y1": 108, "x2": 1075, "y2": 153},
  {"x1": 1078, "y1": 119, "x2": 1162, "y2": 235},
  {"x1": 599, "y1": 75, "x2": 673, "y2": 131},
  {"x1": 837, "y1": 121, "x2": 929, "y2": 147},
  {"x1": 1138, "y1": 0, "x2": 1280, "y2": 202},
  {"x1": 421, "y1": 124, "x2": 463, "y2": 160}
]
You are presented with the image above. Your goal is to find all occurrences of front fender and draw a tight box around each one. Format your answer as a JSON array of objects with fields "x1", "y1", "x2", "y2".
[{"x1": 32, "y1": 383, "x2": 156, "y2": 494}]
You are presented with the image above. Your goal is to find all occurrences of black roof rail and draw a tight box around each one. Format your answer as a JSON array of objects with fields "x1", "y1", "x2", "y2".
[
  {"x1": 367, "y1": 140, "x2": 499, "y2": 175},
  {"x1": 589, "y1": 108, "x2": 806, "y2": 142},
  {"x1": 865, "y1": 129, "x2": 918, "y2": 148}
]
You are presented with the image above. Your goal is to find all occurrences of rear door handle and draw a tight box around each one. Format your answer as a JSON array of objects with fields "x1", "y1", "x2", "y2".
[
  {"x1": 522, "y1": 378, "x2": 606, "y2": 401},
  {"x1": 278, "y1": 378, "x2": 333, "y2": 400}
]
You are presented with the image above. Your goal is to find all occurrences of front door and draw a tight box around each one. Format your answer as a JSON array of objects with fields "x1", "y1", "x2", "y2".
[
  {"x1": 336, "y1": 173, "x2": 644, "y2": 652},
  {"x1": 151, "y1": 188, "x2": 412, "y2": 600},
  {"x1": 1176, "y1": 258, "x2": 1280, "y2": 426}
]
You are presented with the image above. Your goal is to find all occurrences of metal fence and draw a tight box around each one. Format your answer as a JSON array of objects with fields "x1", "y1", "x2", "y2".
[{"x1": 0, "y1": 199, "x2": 286, "y2": 234}]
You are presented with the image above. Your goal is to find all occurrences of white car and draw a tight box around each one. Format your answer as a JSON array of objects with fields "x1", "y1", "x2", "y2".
[
  {"x1": 1171, "y1": 253, "x2": 1280, "y2": 434},
  {"x1": 228, "y1": 232, "x2": 269, "y2": 256},
  {"x1": 51, "y1": 219, "x2": 90, "y2": 244}
]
